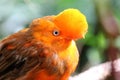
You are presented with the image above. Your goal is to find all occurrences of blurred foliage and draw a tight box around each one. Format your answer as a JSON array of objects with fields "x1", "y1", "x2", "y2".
[{"x1": 0, "y1": 0, "x2": 120, "y2": 76}]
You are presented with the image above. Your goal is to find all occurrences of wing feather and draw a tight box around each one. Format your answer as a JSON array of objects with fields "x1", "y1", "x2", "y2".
[{"x1": 0, "y1": 30, "x2": 40, "y2": 79}]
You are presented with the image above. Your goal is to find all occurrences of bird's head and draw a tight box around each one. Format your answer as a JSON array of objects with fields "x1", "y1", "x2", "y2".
[{"x1": 30, "y1": 8, "x2": 88, "y2": 51}]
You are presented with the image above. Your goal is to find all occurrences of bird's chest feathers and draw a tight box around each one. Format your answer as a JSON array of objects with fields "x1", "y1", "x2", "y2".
[
  {"x1": 34, "y1": 41, "x2": 79, "y2": 80},
  {"x1": 58, "y1": 40, "x2": 79, "y2": 72}
]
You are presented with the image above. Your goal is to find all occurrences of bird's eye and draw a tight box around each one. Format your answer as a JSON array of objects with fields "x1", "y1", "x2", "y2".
[{"x1": 52, "y1": 30, "x2": 60, "y2": 36}]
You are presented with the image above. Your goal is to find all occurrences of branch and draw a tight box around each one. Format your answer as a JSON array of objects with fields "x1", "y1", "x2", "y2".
[{"x1": 69, "y1": 58, "x2": 120, "y2": 80}]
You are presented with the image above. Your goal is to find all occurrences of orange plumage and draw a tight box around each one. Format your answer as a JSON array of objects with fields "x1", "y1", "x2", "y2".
[{"x1": 0, "y1": 8, "x2": 88, "y2": 80}]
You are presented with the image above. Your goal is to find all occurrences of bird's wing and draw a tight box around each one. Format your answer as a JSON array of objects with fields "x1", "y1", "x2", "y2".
[{"x1": 0, "y1": 31, "x2": 42, "y2": 80}]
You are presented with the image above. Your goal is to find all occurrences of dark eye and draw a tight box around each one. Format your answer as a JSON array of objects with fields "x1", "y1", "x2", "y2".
[{"x1": 52, "y1": 30, "x2": 60, "y2": 36}]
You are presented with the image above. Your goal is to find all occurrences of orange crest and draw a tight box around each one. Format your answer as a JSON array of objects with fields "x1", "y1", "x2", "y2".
[{"x1": 54, "y1": 8, "x2": 88, "y2": 39}]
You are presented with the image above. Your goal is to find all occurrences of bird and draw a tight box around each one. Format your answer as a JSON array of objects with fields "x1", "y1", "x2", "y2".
[{"x1": 0, "y1": 8, "x2": 88, "y2": 80}]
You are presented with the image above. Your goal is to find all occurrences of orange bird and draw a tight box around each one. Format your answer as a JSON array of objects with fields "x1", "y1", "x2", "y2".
[{"x1": 0, "y1": 8, "x2": 88, "y2": 80}]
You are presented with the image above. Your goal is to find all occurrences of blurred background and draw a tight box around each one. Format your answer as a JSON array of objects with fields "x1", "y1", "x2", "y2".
[{"x1": 0, "y1": 0, "x2": 120, "y2": 79}]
